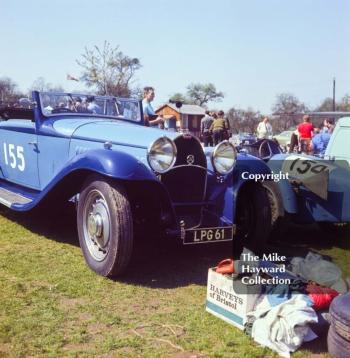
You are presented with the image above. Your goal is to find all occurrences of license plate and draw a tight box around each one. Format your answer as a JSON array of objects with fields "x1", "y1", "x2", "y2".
[{"x1": 184, "y1": 226, "x2": 234, "y2": 245}]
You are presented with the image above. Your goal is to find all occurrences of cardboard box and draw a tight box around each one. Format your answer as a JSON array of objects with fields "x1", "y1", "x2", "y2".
[{"x1": 206, "y1": 268, "x2": 261, "y2": 330}]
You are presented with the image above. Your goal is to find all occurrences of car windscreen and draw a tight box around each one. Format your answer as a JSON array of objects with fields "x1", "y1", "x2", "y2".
[{"x1": 39, "y1": 92, "x2": 142, "y2": 122}]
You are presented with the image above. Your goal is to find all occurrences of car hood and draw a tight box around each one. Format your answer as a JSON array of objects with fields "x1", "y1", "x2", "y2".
[{"x1": 54, "y1": 118, "x2": 178, "y2": 148}]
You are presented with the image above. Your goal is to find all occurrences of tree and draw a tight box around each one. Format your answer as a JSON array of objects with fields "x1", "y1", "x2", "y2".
[
  {"x1": 314, "y1": 94, "x2": 350, "y2": 112},
  {"x1": 315, "y1": 97, "x2": 336, "y2": 112},
  {"x1": 0, "y1": 77, "x2": 23, "y2": 102},
  {"x1": 339, "y1": 94, "x2": 350, "y2": 111},
  {"x1": 226, "y1": 107, "x2": 262, "y2": 134},
  {"x1": 77, "y1": 41, "x2": 141, "y2": 97},
  {"x1": 169, "y1": 92, "x2": 190, "y2": 104},
  {"x1": 186, "y1": 83, "x2": 224, "y2": 106},
  {"x1": 29, "y1": 77, "x2": 64, "y2": 93},
  {"x1": 272, "y1": 93, "x2": 308, "y2": 132}
]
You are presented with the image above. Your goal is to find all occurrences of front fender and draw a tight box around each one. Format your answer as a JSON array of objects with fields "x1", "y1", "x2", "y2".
[
  {"x1": 206, "y1": 154, "x2": 276, "y2": 223},
  {"x1": 231, "y1": 156, "x2": 273, "y2": 219},
  {"x1": 64, "y1": 149, "x2": 156, "y2": 181},
  {"x1": 267, "y1": 155, "x2": 298, "y2": 214},
  {"x1": 15, "y1": 149, "x2": 159, "y2": 211}
]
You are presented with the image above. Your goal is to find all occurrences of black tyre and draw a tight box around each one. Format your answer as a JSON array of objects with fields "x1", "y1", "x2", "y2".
[
  {"x1": 77, "y1": 175, "x2": 133, "y2": 277},
  {"x1": 330, "y1": 291, "x2": 350, "y2": 342},
  {"x1": 234, "y1": 182, "x2": 272, "y2": 255},
  {"x1": 262, "y1": 181, "x2": 288, "y2": 238},
  {"x1": 328, "y1": 325, "x2": 350, "y2": 358}
]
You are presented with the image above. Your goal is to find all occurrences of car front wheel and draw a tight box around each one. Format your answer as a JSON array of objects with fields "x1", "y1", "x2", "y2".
[
  {"x1": 234, "y1": 182, "x2": 272, "y2": 255},
  {"x1": 262, "y1": 181, "x2": 288, "y2": 238},
  {"x1": 77, "y1": 175, "x2": 133, "y2": 277}
]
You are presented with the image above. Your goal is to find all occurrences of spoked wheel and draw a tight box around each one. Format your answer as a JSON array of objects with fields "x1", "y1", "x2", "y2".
[
  {"x1": 77, "y1": 175, "x2": 133, "y2": 277},
  {"x1": 234, "y1": 183, "x2": 271, "y2": 256}
]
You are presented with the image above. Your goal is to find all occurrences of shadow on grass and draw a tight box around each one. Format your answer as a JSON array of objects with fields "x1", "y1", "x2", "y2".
[
  {"x1": 301, "y1": 331, "x2": 328, "y2": 356},
  {"x1": 0, "y1": 205, "x2": 233, "y2": 288},
  {"x1": 266, "y1": 222, "x2": 350, "y2": 258},
  {"x1": 0, "y1": 204, "x2": 79, "y2": 246},
  {"x1": 1, "y1": 205, "x2": 349, "y2": 290},
  {"x1": 122, "y1": 240, "x2": 234, "y2": 288}
]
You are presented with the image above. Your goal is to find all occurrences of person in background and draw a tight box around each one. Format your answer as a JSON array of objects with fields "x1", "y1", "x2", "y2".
[
  {"x1": 210, "y1": 110, "x2": 228, "y2": 145},
  {"x1": 322, "y1": 118, "x2": 335, "y2": 134},
  {"x1": 297, "y1": 115, "x2": 314, "y2": 153},
  {"x1": 321, "y1": 118, "x2": 329, "y2": 133},
  {"x1": 68, "y1": 99, "x2": 75, "y2": 111},
  {"x1": 74, "y1": 97, "x2": 83, "y2": 112},
  {"x1": 289, "y1": 129, "x2": 299, "y2": 153},
  {"x1": 86, "y1": 96, "x2": 102, "y2": 114},
  {"x1": 328, "y1": 118, "x2": 335, "y2": 134},
  {"x1": 43, "y1": 97, "x2": 53, "y2": 115},
  {"x1": 223, "y1": 114, "x2": 231, "y2": 140},
  {"x1": 142, "y1": 86, "x2": 164, "y2": 127},
  {"x1": 200, "y1": 110, "x2": 214, "y2": 146},
  {"x1": 257, "y1": 116, "x2": 273, "y2": 139},
  {"x1": 311, "y1": 127, "x2": 331, "y2": 156}
]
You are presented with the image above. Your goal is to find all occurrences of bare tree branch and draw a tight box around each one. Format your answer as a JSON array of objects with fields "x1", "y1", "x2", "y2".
[{"x1": 76, "y1": 41, "x2": 141, "y2": 97}]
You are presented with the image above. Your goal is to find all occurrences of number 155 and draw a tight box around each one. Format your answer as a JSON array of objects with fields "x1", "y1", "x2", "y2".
[{"x1": 3, "y1": 143, "x2": 26, "y2": 171}]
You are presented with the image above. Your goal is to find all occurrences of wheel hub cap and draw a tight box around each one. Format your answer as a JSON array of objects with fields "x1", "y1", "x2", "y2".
[
  {"x1": 88, "y1": 213, "x2": 103, "y2": 238},
  {"x1": 83, "y1": 190, "x2": 111, "y2": 261}
]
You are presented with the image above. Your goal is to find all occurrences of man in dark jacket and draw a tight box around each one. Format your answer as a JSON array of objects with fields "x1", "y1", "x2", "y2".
[
  {"x1": 200, "y1": 110, "x2": 214, "y2": 146},
  {"x1": 210, "y1": 110, "x2": 228, "y2": 145}
]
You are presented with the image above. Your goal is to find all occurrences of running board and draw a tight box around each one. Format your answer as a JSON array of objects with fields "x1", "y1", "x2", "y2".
[{"x1": 0, "y1": 187, "x2": 33, "y2": 208}]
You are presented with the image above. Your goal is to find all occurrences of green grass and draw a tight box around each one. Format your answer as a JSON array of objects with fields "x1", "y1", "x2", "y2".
[{"x1": 0, "y1": 207, "x2": 349, "y2": 357}]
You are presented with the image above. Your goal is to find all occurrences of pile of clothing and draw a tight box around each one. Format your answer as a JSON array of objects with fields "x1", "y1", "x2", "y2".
[{"x1": 214, "y1": 251, "x2": 348, "y2": 358}]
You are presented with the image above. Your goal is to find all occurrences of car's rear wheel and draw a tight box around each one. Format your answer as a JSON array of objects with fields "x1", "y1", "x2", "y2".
[
  {"x1": 234, "y1": 182, "x2": 271, "y2": 255},
  {"x1": 77, "y1": 175, "x2": 133, "y2": 277}
]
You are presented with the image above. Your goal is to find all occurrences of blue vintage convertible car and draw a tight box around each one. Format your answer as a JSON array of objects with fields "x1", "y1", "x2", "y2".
[{"x1": 0, "y1": 91, "x2": 272, "y2": 277}]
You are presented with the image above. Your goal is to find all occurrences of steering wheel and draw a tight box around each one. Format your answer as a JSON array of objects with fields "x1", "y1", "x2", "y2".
[{"x1": 258, "y1": 140, "x2": 271, "y2": 159}]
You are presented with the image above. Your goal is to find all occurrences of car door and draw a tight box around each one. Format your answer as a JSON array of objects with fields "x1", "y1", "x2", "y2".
[{"x1": 0, "y1": 119, "x2": 40, "y2": 189}]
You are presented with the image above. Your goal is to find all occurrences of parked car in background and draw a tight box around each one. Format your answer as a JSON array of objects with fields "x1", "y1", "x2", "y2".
[
  {"x1": 238, "y1": 132, "x2": 257, "y2": 145},
  {"x1": 237, "y1": 139, "x2": 282, "y2": 161},
  {"x1": 273, "y1": 129, "x2": 294, "y2": 152},
  {"x1": 0, "y1": 91, "x2": 274, "y2": 277}
]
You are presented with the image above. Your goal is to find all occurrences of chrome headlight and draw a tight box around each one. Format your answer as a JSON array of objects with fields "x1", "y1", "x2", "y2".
[
  {"x1": 212, "y1": 140, "x2": 237, "y2": 175},
  {"x1": 147, "y1": 137, "x2": 177, "y2": 173}
]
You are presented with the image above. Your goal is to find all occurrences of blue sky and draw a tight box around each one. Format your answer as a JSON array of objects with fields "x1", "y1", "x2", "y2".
[{"x1": 1, "y1": 0, "x2": 349, "y2": 113}]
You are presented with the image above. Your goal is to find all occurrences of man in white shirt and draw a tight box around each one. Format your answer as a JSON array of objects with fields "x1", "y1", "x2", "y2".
[
  {"x1": 86, "y1": 96, "x2": 102, "y2": 114},
  {"x1": 142, "y1": 87, "x2": 164, "y2": 127},
  {"x1": 257, "y1": 117, "x2": 273, "y2": 139}
]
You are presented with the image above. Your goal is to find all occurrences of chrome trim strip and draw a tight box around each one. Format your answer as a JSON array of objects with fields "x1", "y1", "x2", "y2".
[
  {"x1": 0, "y1": 197, "x2": 11, "y2": 208},
  {"x1": 0, "y1": 188, "x2": 33, "y2": 207}
]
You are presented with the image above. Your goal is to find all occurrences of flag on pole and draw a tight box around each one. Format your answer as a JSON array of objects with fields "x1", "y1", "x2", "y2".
[{"x1": 67, "y1": 74, "x2": 79, "y2": 82}]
